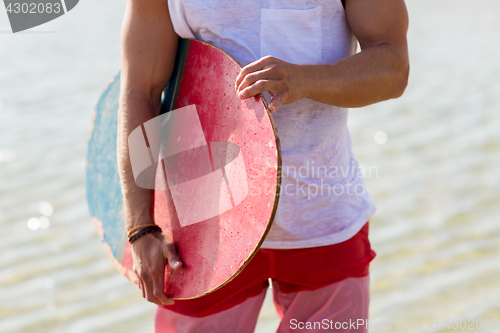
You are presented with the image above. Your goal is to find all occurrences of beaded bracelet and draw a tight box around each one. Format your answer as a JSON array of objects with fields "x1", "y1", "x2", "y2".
[
  {"x1": 127, "y1": 223, "x2": 158, "y2": 238},
  {"x1": 128, "y1": 225, "x2": 162, "y2": 244}
]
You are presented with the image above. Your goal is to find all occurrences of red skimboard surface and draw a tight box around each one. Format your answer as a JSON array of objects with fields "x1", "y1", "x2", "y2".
[{"x1": 87, "y1": 40, "x2": 281, "y2": 300}]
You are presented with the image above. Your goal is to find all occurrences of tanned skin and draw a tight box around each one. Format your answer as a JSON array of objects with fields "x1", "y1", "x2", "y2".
[
  {"x1": 235, "y1": 0, "x2": 409, "y2": 110},
  {"x1": 118, "y1": 0, "x2": 409, "y2": 306},
  {"x1": 117, "y1": 0, "x2": 181, "y2": 306}
]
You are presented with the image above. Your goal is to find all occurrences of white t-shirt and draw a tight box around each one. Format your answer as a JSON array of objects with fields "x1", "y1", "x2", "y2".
[{"x1": 167, "y1": 0, "x2": 376, "y2": 249}]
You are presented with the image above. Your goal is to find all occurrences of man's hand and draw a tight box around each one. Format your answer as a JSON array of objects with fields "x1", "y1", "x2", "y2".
[
  {"x1": 117, "y1": 0, "x2": 179, "y2": 305},
  {"x1": 234, "y1": 0, "x2": 409, "y2": 110},
  {"x1": 235, "y1": 56, "x2": 305, "y2": 112},
  {"x1": 132, "y1": 232, "x2": 183, "y2": 306}
]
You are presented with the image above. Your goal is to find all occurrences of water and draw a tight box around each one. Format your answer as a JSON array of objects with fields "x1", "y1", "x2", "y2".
[{"x1": 1, "y1": 1, "x2": 499, "y2": 332}]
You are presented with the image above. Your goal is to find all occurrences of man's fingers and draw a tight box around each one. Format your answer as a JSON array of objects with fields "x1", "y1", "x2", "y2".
[
  {"x1": 236, "y1": 66, "x2": 276, "y2": 93},
  {"x1": 236, "y1": 68, "x2": 274, "y2": 92},
  {"x1": 131, "y1": 233, "x2": 181, "y2": 306},
  {"x1": 238, "y1": 79, "x2": 273, "y2": 100},
  {"x1": 268, "y1": 92, "x2": 286, "y2": 113},
  {"x1": 140, "y1": 271, "x2": 165, "y2": 306},
  {"x1": 235, "y1": 56, "x2": 276, "y2": 91},
  {"x1": 234, "y1": 56, "x2": 294, "y2": 109},
  {"x1": 139, "y1": 278, "x2": 146, "y2": 298},
  {"x1": 235, "y1": 59, "x2": 267, "y2": 89},
  {"x1": 164, "y1": 243, "x2": 183, "y2": 270},
  {"x1": 151, "y1": 266, "x2": 174, "y2": 306},
  {"x1": 236, "y1": 71, "x2": 261, "y2": 93},
  {"x1": 134, "y1": 268, "x2": 146, "y2": 298}
]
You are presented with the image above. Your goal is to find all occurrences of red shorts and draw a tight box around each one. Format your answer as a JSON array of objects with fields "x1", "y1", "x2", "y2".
[{"x1": 163, "y1": 222, "x2": 376, "y2": 317}]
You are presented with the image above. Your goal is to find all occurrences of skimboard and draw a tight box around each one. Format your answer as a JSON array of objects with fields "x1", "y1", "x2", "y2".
[{"x1": 86, "y1": 39, "x2": 281, "y2": 299}]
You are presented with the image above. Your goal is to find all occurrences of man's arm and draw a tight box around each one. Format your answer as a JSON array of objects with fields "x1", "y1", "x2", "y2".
[
  {"x1": 117, "y1": 0, "x2": 181, "y2": 306},
  {"x1": 235, "y1": 0, "x2": 409, "y2": 110}
]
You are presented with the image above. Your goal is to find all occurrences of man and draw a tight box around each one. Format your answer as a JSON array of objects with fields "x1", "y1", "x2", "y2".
[{"x1": 117, "y1": 0, "x2": 409, "y2": 331}]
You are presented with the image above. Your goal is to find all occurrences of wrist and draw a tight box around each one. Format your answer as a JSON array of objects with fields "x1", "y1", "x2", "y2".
[
  {"x1": 128, "y1": 224, "x2": 162, "y2": 244},
  {"x1": 294, "y1": 64, "x2": 314, "y2": 101},
  {"x1": 127, "y1": 223, "x2": 158, "y2": 237}
]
